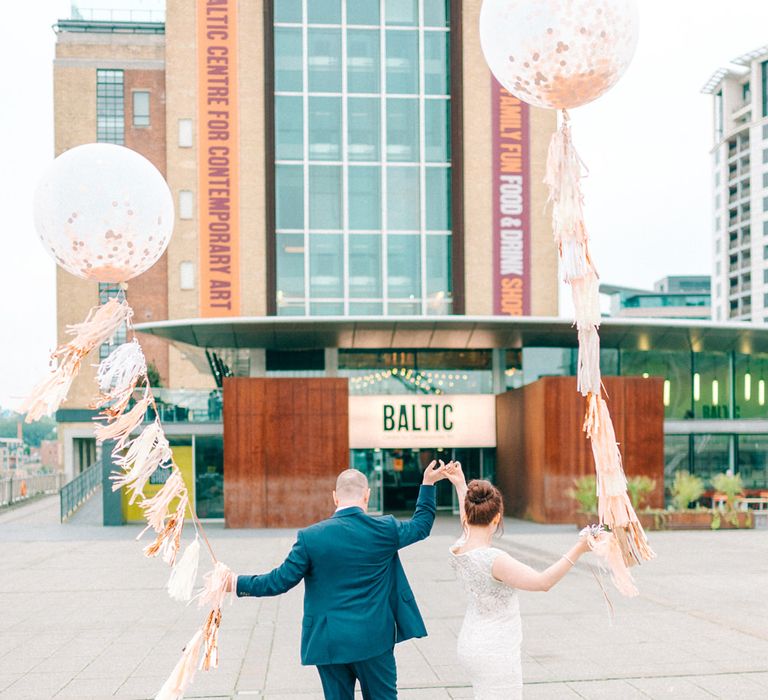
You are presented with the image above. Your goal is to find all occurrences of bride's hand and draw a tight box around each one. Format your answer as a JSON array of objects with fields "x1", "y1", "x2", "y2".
[{"x1": 444, "y1": 461, "x2": 466, "y2": 487}]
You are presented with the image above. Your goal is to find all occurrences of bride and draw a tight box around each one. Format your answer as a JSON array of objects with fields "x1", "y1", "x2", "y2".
[{"x1": 444, "y1": 462, "x2": 590, "y2": 699}]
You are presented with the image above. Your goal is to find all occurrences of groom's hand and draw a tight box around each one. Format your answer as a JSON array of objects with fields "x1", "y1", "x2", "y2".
[{"x1": 422, "y1": 460, "x2": 447, "y2": 486}]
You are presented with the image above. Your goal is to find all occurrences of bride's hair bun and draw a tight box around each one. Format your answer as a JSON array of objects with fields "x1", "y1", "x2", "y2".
[{"x1": 464, "y1": 479, "x2": 504, "y2": 529}]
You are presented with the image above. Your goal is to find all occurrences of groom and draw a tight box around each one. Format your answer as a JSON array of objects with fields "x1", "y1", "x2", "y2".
[{"x1": 234, "y1": 462, "x2": 448, "y2": 699}]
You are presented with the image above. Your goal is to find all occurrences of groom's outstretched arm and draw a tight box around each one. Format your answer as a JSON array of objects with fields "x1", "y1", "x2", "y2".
[
  {"x1": 236, "y1": 531, "x2": 310, "y2": 597},
  {"x1": 395, "y1": 461, "x2": 446, "y2": 549}
]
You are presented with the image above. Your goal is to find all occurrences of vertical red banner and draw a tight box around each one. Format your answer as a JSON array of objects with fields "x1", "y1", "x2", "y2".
[
  {"x1": 197, "y1": 0, "x2": 241, "y2": 316},
  {"x1": 491, "y1": 78, "x2": 531, "y2": 316}
]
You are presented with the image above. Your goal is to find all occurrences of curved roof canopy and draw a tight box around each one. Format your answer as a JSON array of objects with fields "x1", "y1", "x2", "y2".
[{"x1": 134, "y1": 316, "x2": 768, "y2": 355}]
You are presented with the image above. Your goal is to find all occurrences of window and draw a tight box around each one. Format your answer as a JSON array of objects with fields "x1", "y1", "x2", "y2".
[
  {"x1": 763, "y1": 148, "x2": 768, "y2": 164},
  {"x1": 387, "y1": 167, "x2": 419, "y2": 230},
  {"x1": 309, "y1": 234, "x2": 343, "y2": 297},
  {"x1": 348, "y1": 235, "x2": 382, "y2": 297},
  {"x1": 425, "y1": 99, "x2": 450, "y2": 161},
  {"x1": 764, "y1": 269, "x2": 768, "y2": 284},
  {"x1": 96, "y1": 69, "x2": 124, "y2": 144},
  {"x1": 386, "y1": 31, "x2": 419, "y2": 93},
  {"x1": 275, "y1": 96, "x2": 303, "y2": 160},
  {"x1": 308, "y1": 29, "x2": 341, "y2": 92},
  {"x1": 309, "y1": 166, "x2": 342, "y2": 229},
  {"x1": 276, "y1": 165, "x2": 304, "y2": 229},
  {"x1": 348, "y1": 166, "x2": 381, "y2": 229},
  {"x1": 98, "y1": 283, "x2": 126, "y2": 360},
  {"x1": 424, "y1": 0, "x2": 449, "y2": 27},
  {"x1": 275, "y1": 28, "x2": 303, "y2": 91},
  {"x1": 388, "y1": 235, "x2": 421, "y2": 297},
  {"x1": 348, "y1": 98, "x2": 380, "y2": 160},
  {"x1": 276, "y1": 233, "x2": 305, "y2": 297},
  {"x1": 426, "y1": 167, "x2": 451, "y2": 230},
  {"x1": 764, "y1": 123, "x2": 768, "y2": 140},
  {"x1": 178, "y1": 119, "x2": 193, "y2": 147},
  {"x1": 308, "y1": 96, "x2": 341, "y2": 161},
  {"x1": 424, "y1": 32, "x2": 449, "y2": 95},
  {"x1": 307, "y1": 0, "x2": 340, "y2": 24},
  {"x1": 179, "y1": 261, "x2": 194, "y2": 290},
  {"x1": 385, "y1": 0, "x2": 417, "y2": 26},
  {"x1": 386, "y1": 98, "x2": 419, "y2": 161},
  {"x1": 178, "y1": 190, "x2": 194, "y2": 219},
  {"x1": 347, "y1": 0, "x2": 379, "y2": 25},
  {"x1": 132, "y1": 91, "x2": 150, "y2": 127},
  {"x1": 275, "y1": 0, "x2": 301, "y2": 23},
  {"x1": 272, "y1": 5, "x2": 452, "y2": 317},
  {"x1": 347, "y1": 30, "x2": 379, "y2": 93},
  {"x1": 762, "y1": 61, "x2": 768, "y2": 118}
]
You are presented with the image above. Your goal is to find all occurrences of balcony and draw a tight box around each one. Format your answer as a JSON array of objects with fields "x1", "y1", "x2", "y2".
[{"x1": 128, "y1": 388, "x2": 223, "y2": 424}]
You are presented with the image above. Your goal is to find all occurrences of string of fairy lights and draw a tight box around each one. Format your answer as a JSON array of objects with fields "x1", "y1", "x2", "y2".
[{"x1": 347, "y1": 368, "x2": 473, "y2": 394}]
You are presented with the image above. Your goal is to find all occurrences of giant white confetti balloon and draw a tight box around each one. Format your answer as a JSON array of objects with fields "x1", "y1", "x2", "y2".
[
  {"x1": 33, "y1": 143, "x2": 174, "y2": 282},
  {"x1": 479, "y1": 0, "x2": 639, "y2": 110}
]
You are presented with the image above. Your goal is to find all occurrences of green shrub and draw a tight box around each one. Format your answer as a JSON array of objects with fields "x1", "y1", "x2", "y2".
[
  {"x1": 711, "y1": 472, "x2": 744, "y2": 511},
  {"x1": 627, "y1": 475, "x2": 656, "y2": 511},
  {"x1": 669, "y1": 471, "x2": 704, "y2": 511},
  {"x1": 567, "y1": 474, "x2": 597, "y2": 513}
]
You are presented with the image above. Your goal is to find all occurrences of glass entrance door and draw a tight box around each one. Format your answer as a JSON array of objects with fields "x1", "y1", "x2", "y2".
[
  {"x1": 350, "y1": 448, "x2": 494, "y2": 515},
  {"x1": 350, "y1": 449, "x2": 384, "y2": 515},
  {"x1": 451, "y1": 448, "x2": 496, "y2": 515}
]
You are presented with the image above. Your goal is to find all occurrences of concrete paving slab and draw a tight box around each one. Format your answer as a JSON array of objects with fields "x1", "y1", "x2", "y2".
[{"x1": 2, "y1": 497, "x2": 768, "y2": 698}]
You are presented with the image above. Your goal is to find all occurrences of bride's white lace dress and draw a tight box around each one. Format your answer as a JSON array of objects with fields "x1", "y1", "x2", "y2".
[{"x1": 450, "y1": 545, "x2": 523, "y2": 699}]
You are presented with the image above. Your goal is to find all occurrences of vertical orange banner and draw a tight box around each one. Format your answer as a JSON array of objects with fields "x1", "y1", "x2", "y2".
[{"x1": 197, "y1": 0, "x2": 240, "y2": 316}]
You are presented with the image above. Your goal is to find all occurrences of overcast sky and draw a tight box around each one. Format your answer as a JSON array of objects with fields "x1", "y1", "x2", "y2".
[{"x1": 1, "y1": 0, "x2": 768, "y2": 410}]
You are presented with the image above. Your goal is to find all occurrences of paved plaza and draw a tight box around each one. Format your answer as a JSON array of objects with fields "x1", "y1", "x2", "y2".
[{"x1": 2, "y1": 493, "x2": 768, "y2": 699}]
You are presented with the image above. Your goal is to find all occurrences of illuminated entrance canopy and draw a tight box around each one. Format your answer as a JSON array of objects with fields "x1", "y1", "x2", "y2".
[{"x1": 349, "y1": 395, "x2": 496, "y2": 449}]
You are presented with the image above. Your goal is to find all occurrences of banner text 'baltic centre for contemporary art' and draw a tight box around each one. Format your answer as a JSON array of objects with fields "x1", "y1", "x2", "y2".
[{"x1": 197, "y1": 0, "x2": 241, "y2": 316}]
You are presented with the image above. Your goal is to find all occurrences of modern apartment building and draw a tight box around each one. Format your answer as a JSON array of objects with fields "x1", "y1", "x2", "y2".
[{"x1": 704, "y1": 45, "x2": 768, "y2": 321}]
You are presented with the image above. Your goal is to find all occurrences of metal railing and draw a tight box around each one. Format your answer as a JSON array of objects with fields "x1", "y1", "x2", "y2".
[
  {"x1": 60, "y1": 462, "x2": 101, "y2": 522},
  {"x1": 0, "y1": 472, "x2": 64, "y2": 508}
]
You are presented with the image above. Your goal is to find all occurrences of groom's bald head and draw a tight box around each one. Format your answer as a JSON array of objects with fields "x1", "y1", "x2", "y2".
[{"x1": 334, "y1": 469, "x2": 370, "y2": 509}]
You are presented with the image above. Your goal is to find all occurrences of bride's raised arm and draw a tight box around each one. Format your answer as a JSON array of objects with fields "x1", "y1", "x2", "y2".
[{"x1": 444, "y1": 461, "x2": 468, "y2": 525}]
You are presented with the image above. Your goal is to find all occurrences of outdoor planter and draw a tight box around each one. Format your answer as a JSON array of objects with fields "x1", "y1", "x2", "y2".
[{"x1": 574, "y1": 510, "x2": 755, "y2": 531}]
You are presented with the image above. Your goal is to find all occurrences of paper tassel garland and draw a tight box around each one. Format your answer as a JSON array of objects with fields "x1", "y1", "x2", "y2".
[
  {"x1": 21, "y1": 298, "x2": 132, "y2": 421},
  {"x1": 93, "y1": 339, "x2": 147, "y2": 415},
  {"x1": 545, "y1": 113, "x2": 655, "y2": 586},
  {"x1": 155, "y1": 630, "x2": 204, "y2": 700},
  {"x1": 167, "y1": 537, "x2": 201, "y2": 603}
]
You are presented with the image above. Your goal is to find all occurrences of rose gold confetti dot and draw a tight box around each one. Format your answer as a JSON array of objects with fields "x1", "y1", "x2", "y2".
[
  {"x1": 533, "y1": 52, "x2": 540, "y2": 61},
  {"x1": 127, "y1": 210, "x2": 134, "y2": 216},
  {"x1": 67, "y1": 218, "x2": 73, "y2": 224},
  {"x1": 112, "y1": 201, "x2": 118, "y2": 207},
  {"x1": 547, "y1": 27, "x2": 553, "y2": 34}
]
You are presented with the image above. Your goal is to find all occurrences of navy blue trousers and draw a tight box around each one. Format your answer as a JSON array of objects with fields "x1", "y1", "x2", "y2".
[{"x1": 316, "y1": 648, "x2": 397, "y2": 700}]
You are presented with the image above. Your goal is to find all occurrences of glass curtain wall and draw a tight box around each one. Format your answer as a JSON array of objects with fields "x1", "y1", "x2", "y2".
[{"x1": 274, "y1": 0, "x2": 453, "y2": 316}]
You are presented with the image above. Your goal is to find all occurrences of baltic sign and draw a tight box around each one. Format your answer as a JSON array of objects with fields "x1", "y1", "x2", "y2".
[{"x1": 348, "y1": 395, "x2": 497, "y2": 449}]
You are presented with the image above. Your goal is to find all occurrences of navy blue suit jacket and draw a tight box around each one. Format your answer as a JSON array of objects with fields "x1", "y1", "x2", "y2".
[{"x1": 236, "y1": 484, "x2": 436, "y2": 666}]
